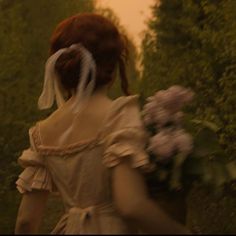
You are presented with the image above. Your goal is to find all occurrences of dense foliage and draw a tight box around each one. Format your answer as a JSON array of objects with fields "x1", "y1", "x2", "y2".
[
  {"x1": 0, "y1": 0, "x2": 95, "y2": 196},
  {"x1": 141, "y1": 86, "x2": 236, "y2": 194},
  {"x1": 140, "y1": 0, "x2": 236, "y2": 232},
  {"x1": 141, "y1": 0, "x2": 236, "y2": 160}
]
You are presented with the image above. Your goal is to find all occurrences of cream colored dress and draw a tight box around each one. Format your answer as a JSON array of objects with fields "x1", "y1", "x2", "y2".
[{"x1": 16, "y1": 95, "x2": 151, "y2": 234}]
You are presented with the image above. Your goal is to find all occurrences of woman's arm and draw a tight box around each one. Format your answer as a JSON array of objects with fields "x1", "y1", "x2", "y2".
[
  {"x1": 112, "y1": 159, "x2": 191, "y2": 234},
  {"x1": 15, "y1": 190, "x2": 49, "y2": 234}
]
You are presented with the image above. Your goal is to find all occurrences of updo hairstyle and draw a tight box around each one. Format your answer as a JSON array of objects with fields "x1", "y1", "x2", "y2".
[{"x1": 50, "y1": 13, "x2": 130, "y2": 96}]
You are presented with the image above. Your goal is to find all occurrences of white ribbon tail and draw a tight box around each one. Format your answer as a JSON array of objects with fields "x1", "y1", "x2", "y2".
[{"x1": 38, "y1": 48, "x2": 67, "y2": 110}]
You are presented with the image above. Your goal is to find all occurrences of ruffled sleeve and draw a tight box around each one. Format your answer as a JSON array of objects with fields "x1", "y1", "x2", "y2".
[
  {"x1": 16, "y1": 128, "x2": 57, "y2": 194},
  {"x1": 102, "y1": 95, "x2": 152, "y2": 172}
]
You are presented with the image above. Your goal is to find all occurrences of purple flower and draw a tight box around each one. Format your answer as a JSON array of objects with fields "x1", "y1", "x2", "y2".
[
  {"x1": 152, "y1": 86, "x2": 194, "y2": 114},
  {"x1": 173, "y1": 112, "x2": 184, "y2": 125},
  {"x1": 143, "y1": 113, "x2": 153, "y2": 126},
  {"x1": 154, "y1": 108, "x2": 172, "y2": 128},
  {"x1": 154, "y1": 90, "x2": 173, "y2": 109},
  {"x1": 148, "y1": 130, "x2": 176, "y2": 162},
  {"x1": 167, "y1": 86, "x2": 194, "y2": 112},
  {"x1": 173, "y1": 129, "x2": 193, "y2": 155},
  {"x1": 146, "y1": 96, "x2": 155, "y2": 103}
]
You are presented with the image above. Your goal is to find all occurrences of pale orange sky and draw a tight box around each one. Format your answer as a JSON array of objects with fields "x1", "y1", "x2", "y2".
[{"x1": 97, "y1": 0, "x2": 155, "y2": 50}]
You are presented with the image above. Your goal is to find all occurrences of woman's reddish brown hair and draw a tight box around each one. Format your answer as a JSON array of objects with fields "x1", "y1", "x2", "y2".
[{"x1": 50, "y1": 13, "x2": 130, "y2": 96}]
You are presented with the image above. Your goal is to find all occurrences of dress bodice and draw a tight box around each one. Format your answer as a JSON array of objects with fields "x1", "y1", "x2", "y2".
[{"x1": 16, "y1": 95, "x2": 151, "y2": 234}]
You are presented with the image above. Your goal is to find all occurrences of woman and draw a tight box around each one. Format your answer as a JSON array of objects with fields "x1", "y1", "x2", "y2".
[{"x1": 15, "y1": 13, "x2": 190, "y2": 234}]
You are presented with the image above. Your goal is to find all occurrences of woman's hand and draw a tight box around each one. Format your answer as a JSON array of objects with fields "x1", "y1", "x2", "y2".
[
  {"x1": 15, "y1": 190, "x2": 49, "y2": 234},
  {"x1": 112, "y1": 159, "x2": 191, "y2": 234}
]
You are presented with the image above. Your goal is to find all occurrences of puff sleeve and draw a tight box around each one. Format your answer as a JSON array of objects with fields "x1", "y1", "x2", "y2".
[
  {"x1": 102, "y1": 95, "x2": 152, "y2": 171},
  {"x1": 16, "y1": 128, "x2": 57, "y2": 194}
]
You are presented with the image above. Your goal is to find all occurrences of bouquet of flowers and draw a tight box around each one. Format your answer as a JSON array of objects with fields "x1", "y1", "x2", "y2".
[{"x1": 141, "y1": 85, "x2": 236, "y2": 194}]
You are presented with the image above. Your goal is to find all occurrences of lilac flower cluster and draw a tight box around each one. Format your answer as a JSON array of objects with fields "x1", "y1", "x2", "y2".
[{"x1": 143, "y1": 86, "x2": 194, "y2": 162}]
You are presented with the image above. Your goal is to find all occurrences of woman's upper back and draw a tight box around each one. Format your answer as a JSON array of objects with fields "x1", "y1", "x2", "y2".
[
  {"x1": 17, "y1": 94, "x2": 151, "y2": 209},
  {"x1": 39, "y1": 94, "x2": 114, "y2": 147}
]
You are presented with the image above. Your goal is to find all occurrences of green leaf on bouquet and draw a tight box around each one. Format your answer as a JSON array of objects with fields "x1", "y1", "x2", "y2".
[
  {"x1": 191, "y1": 119, "x2": 220, "y2": 132},
  {"x1": 169, "y1": 153, "x2": 188, "y2": 190},
  {"x1": 175, "y1": 153, "x2": 189, "y2": 167},
  {"x1": 157, "y1": 170, "x2": 168, "y2": 182},
  {"x1": 169, "y1": 169, "x2": 182, "y2": 190}
]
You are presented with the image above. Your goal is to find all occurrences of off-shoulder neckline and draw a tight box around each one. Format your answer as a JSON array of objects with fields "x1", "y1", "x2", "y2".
[{"x1": 30, "y1": 95, "x2": 139, "y2": 156}]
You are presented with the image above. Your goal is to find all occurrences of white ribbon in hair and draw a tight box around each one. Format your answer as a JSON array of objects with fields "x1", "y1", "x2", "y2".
[{"x1": 38, "y1": 43, "x2": 96, "y2": 114}]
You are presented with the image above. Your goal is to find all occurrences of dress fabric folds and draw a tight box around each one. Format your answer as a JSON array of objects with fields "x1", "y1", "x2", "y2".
[{"x1": 16, "y1": 95, "x2": 151, "y2": 234}]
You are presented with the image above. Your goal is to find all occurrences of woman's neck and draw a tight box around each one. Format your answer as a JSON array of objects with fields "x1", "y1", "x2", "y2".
[
  {"x1": 68, "y1": 85, "x2": 110, "y2": 104},
  {"x1": 92, "y1": 86, "x2": 109, "y2": 97}
]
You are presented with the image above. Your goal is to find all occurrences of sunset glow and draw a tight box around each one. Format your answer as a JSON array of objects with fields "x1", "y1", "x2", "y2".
[{"x1": 97, "y1": 0, "x2": 155, "y2": 49}]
